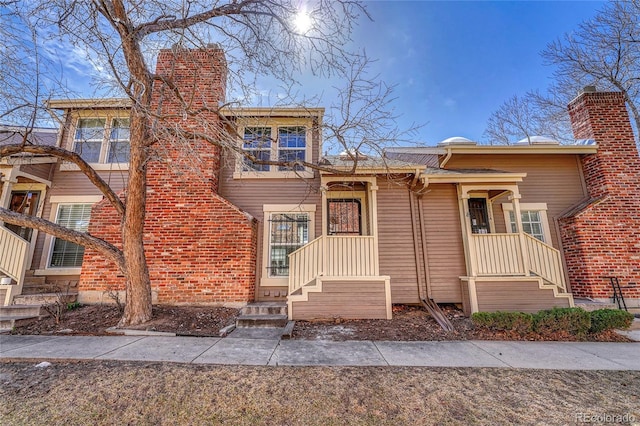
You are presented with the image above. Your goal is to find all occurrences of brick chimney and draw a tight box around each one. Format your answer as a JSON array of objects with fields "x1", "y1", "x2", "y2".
[
  {"x1": 150, "y1": 45, "x2": 227, "y2": 192},
  {"x1": 559, "y1": 88, "x2": 640, "y2": 304},
  {"x1": 79, "y1": 47, "x2": 258, "y2": 306}
]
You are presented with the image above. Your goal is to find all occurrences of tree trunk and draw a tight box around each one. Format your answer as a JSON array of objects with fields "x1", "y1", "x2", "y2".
[{"x1": 118, "y1": 110, "x2": 153, "y2": 326}]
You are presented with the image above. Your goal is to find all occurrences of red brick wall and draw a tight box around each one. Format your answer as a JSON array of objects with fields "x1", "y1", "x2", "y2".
[
  {"x1": 79, "y1": 47, "x2": 258, "y2": 304},
  {"x1": 560, "y1": 91, "x2": 640, "y2": 300}
]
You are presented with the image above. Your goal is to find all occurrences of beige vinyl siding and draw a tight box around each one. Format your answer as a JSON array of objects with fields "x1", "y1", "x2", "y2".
[
  {"x1": 19, "y1": 163, "x2": 55, "y2": 181},
  {"x1": 446, "y1": 154, "x2": 587, "y2": 249},
  {"x1": 290, "y1": 279, "x2": 388, "y2": 319},
  {"x1": 376, "y1": 179, "x2": 420, "y2": 304},
  {"x1": 218, "y1": 148, "x2": 322, "y2": 301},
  {"x1": 31, "y1": 164, "x2": 128, "y2": 271},
  {"x1": 421, "y1": 184, "x2": 466, "y2": 303},
  {"x1": 474, "y1": 279, "x2": 571, "y2": 313}
]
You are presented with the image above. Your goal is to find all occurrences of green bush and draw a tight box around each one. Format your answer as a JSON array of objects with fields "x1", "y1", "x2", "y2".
[
  {"x1": 533, "y1": 307, "x2": 591, "y2": 336},
  {"x1": 471, "y1": 311, "x2": 534, "y2": 333},
  {"x1": 589, "y1": 309, "x2": 634, "y2": 333}
]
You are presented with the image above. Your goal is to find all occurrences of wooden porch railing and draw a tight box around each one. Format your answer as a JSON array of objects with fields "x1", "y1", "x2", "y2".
[
  {"x1": 523, "y1": 233, "x2": 567, "y2": 292},
  {"x1": 288, "y1": 235, "x2": 377, "y2": 295},
  {"x1": 470, "y1": 232, "x2": 567, "y2": 291},
  {"x1": 471, "y1": 233, "x2": 524, "y2": 276},
  {"x1": 0, "y1": 226, "x2": 29, "y2": 305}
]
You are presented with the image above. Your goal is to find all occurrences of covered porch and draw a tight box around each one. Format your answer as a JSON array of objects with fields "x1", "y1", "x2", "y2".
[
  {"x1": 454, "y1": 179, "x2": 574, "y2": 314},
  {"x1": 287, "y1": 173, "x2": 392, "y2": 320},
  {"x1": 0, "y1": 163, "x2": 53, "y2": 305}
]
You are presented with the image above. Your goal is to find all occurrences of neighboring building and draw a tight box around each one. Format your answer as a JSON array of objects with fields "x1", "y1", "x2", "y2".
[{"x1": 1, "y1": 47, "x2": 638, "y2": 317}]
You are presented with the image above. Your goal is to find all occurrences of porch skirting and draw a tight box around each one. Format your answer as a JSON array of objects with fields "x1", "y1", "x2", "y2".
[
  {"x1": 288, "y1": 276, "x2": 392, "y2": 320},
  {"x1": 460, "y1": 276, "x2": 574, "y2": 316}
]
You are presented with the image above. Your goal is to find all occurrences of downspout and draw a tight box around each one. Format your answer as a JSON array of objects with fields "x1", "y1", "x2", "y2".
[
  {"x1": 439, "y1": 147, "x2": 453, "y2": 168},
  {"x1": 409, "y1": 169, "x2": 427, "y2": 300}
]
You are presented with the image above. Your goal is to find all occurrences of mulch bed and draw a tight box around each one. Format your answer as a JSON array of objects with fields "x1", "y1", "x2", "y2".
[{"x1": 8, "y1": 303, "x2": 632, "y2": 342}]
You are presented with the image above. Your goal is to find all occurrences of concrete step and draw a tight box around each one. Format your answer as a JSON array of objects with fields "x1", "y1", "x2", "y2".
[
  {"x1": 0, "y1": 314, "x2": 44, "y2": 332},
  {"x1": 0, "y1": 304, "x2": 43, "y2": 317},
  {"x1": 21, "y1": 284, "x2": 68, "y2": 295},
  {"x1": 574, "y1": 298, "x2": 618, "y2": 312},
  {"x1": 236, "y1": 314, "x2": 288, "y2": 328},
  {"x1": 13, "y1": 292, "x2": 77, "y2": 306},
  {"x1": 241, "y1": 302, "x2": 287, "y2": 316}
]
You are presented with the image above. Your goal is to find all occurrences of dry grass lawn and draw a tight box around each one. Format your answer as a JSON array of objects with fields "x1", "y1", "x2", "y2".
[{"x1": 1, "y1": 360, "x2": 639, "y2": 425}]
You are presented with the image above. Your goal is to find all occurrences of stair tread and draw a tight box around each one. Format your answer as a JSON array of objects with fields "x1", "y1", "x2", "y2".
[
  {"x1": 0, "y1": 315, "x2": 39, "y2": 321},
  {"x1": 237, "y1": 314, "x2": 287, "y2": 320}
]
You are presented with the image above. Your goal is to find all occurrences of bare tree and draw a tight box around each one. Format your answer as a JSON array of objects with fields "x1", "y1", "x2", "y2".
[
  {"x1": 0, "y1": 1, "x2": 410, "y2": 325},
  {"x1": 485, "y1": 0, "x2": 640, "y2": 146}
]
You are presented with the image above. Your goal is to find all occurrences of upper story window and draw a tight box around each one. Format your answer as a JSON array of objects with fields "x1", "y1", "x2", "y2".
[
  {"x1": 73, "y1": 117, "x2": 130, "y2": 164},
  {"x1": 236, "y1": 123, "x2": 312, "y2": 178}
]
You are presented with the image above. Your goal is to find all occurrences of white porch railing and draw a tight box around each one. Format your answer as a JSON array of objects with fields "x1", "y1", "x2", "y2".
[
  {"x1": 523, "y1": 233, "x2": 567, "y2": 292},
  {"x1": 471, "y1": 233, "x2": 524, "y2": 276},
  {"x1": 0, "y1": 226, "x2": 29, "y2": 305},
  {"x1": 470, "y1": 232, "x2": 567, "y2": 291},
  {"x1": 288, "y1": 235, "x2": 377, "y2": 295}
]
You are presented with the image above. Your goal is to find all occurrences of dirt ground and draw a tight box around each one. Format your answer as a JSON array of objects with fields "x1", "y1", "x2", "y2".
[
  {"x1": 9, "y1": 303, "x2": 631, "y2": 342},
  {"x1": 1, "y1": 360, "x2": 639, "y2": 425}
]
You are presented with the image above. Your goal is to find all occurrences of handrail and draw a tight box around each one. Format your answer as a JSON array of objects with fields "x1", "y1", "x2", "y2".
[
  {"x1": 523, "y1": 233, "x2": 567, "y2": 291},
  {"x1": 0, "y1": 226, "x2": 29, "y2": 305},
  {"x1": 470, "y1": 232, "x2": 567, "y2": 292},
  {"x1": 288, "y1": 235, "x2": 378, "y2": 295}
]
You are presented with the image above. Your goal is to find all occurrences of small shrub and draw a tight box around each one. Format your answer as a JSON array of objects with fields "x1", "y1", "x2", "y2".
[
  {"x1": 533, "y1": 307, "x2": 591, "y2": 336},
  {"x1": 471, "y1": 311, "x2": 534, "y2": 333},
  {"x1": 67, "y1": 301, "x2": 81, "y2": 311},
  {"x1": 589, "y1": 309, "x2": 634, "y2": 333}
]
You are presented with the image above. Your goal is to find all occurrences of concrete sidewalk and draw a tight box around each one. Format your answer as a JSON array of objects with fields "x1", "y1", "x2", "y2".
[{"x1": 1, "y1": 334, "x2": 640, "y2": 370}]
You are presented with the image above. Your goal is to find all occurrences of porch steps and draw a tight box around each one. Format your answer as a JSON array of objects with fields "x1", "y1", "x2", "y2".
[
  {"x1": 236, "y1": 302, "x2": 288, "y2": 328},
  {"x1": 13, "y1": 292, "x2": 78, "y2": 306},
  {"x1": 0, "y1": 305, "x2": 45, "y2": 332},
  {"x1": 574, "y1": 298, "x2": 618, "y2": 312}
]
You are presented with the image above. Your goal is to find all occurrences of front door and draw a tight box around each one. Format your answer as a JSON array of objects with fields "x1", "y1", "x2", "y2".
[
  {"x1": 328, "y1": 198, "x2": 362, "y2": 235},
  {"x1": 468, "y1": 198, "x2": 490, "y2": 234},
  {"x1": 6, "y1": 191, "x2": 40, "y2": 242}
]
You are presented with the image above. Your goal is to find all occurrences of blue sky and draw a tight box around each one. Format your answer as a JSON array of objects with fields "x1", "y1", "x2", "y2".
[{"x1": 351, "y1": 0, "x2": 605, "y2": 144}]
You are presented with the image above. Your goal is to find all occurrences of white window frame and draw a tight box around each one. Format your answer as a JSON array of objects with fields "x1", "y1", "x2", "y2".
[
  {"x1": 234, "y1": 122, "x2": 314, "y2": 179},
  {"x1": 261, "y1": 204, "x2": 316, "y2": 287},
  {"x1": 35, "y1": 195, "x2": 102, "y2": 276},
  {"x1": 502, "y1": 202, "x2": 552, "y2": 244},
  {"x1": 62, "y1": 115, "x2": 130, "y2": 171}
]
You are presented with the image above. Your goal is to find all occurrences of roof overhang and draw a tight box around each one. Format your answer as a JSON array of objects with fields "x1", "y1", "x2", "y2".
[
  {"x1": 220, "y1": 106, "x2": 325, "y2": 119},
  {"x1": 421, "y1": 171, "x2": 527, "y2": 186},
  {"x1": 47, "y1": 98, "x2": 132, "y2": 109}
]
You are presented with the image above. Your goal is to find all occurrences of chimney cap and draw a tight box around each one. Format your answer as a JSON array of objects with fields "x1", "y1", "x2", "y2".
[{"x1": 582, "y1": 85, "x2": 597, "y2": 93}]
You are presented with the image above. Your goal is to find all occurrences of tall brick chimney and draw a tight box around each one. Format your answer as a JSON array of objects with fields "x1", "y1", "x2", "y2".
[
  {"x1": 559, "y1": 88, "x2": 640, "y2": 304},
  {"x1": 79, "y1": 46, "x2": 258, "y2": 306}
]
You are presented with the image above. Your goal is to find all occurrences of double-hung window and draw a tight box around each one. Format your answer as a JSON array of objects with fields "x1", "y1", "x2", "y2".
[
  {"x1": 242, "y1": 127, "x2": 271, "y2": 171},
  {"x1": 502, "y1": 203, "x2": 551, "y2": 244},
  {"x1": 237, "y1": 123, "x2": 311, "y2": 177},
  {"x1": 72, "y1": 117, "x2": 130, "y2": 165},
  {"x1": 49, "y1": 204, "x2": 92, "y2": 268}
]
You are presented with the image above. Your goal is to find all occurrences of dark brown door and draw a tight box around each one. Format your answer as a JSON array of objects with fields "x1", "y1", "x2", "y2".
[
  {"x1": 6, "y1": 191, "x2": 40, "y2": 241},
  {"x1": 468, "y1": 198, "x2": 490, "y2": 234}
]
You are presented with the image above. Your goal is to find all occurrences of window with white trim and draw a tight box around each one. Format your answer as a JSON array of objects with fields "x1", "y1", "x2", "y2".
[
  {"x1": 267, "y1": 213, "x2": 309, "y2": 277},
  {"x1": 238, "y1": 124, "x2": 310, "y2": 177},
  {"x1": 49, "y1": 204, "x2": 92, "y2": 268},
  {"x1": 261, "y1": 204, "x2": 316, "y2": 286},
  {"x1": 502, "y1": 203, "x2": 551, "y2": 244},
  {"x1": 73, "y1": 117, "x2": 130, "y2": 164}
]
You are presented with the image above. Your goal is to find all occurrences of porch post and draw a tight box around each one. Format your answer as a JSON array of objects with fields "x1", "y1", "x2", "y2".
[
  {"x1": 320, "y1": 183, "x2": 328, "y2": 275},
  {"x1": 0, "y1": 167, "x2": 18, "y2": 210},
  {"x1": 509, "y1": 190, "x2": 529, "y2": 274},
  {"x1": 458, "y1": 186, "x2": 476, "y2": 277},
  {"x1": 369, "y1": 181, "x2": 380, "y2": 275}
]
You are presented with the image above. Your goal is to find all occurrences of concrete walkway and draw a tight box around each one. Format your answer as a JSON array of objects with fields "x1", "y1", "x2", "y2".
[{"x1": 1, "y1": 334, "x2": 640, "y2": 370}]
